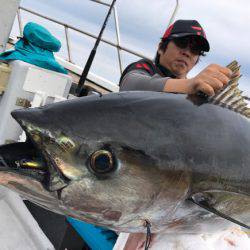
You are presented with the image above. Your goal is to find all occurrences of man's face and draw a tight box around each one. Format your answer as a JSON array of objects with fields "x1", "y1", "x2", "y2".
[{"x1": 158, "y1": 36, "x2": 202, "y2": 78}]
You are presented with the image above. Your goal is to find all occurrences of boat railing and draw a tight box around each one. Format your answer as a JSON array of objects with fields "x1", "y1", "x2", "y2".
[{"x1": 15, "y1": 0, "x2": 179, "y2": 89}]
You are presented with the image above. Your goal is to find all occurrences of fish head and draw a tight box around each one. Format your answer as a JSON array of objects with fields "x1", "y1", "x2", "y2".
[{"x1": 0, "y1": 93, "x2": 191, "y2": 232}]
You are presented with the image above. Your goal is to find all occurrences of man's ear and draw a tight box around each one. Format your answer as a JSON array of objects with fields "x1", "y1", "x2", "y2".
[
  {"x1": 158, "y1": 49, "x2": 164, "y2": 56},
  {"x1": 157, "y1": 42, "x2": 164, "y2": 55}
]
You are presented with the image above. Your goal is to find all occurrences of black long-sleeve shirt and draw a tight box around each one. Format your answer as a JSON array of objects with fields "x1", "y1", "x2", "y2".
[
  {"x1": 119, "y1": 59, "x2": 175, "y2": 92},
  {"x1": 120, "y1": 69, "x2": 169, "y2": 91}
]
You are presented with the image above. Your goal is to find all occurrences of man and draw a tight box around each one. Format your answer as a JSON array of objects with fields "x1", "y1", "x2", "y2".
[
  {"x1": 119, "y1": 19, "x2": 233, "y2": 96},
  {"x1": 115, "y1": 19, "x2": 242, "y2": 250}
]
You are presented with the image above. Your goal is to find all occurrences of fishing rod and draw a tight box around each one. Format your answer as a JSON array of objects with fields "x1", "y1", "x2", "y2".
[{"x1": 76, "y1": 0, "x2": 117, "y2": 97}]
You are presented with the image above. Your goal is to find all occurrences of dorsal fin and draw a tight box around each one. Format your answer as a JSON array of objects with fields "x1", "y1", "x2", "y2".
[{"x1": 208, "y1": 60, "x2": 250, "y2": 118}]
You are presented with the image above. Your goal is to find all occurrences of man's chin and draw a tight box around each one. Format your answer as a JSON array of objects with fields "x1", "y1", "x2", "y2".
[{"x1": 172, "y1": 66, "x2": 188, "y2": 78}]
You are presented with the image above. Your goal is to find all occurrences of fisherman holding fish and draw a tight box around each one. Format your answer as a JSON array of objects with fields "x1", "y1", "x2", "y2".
[
  {"x1": 115, "y1": 19, "x2": 244, "y2": 250},
  {"x1": 0, "y1": 17, "x2": 248, "y2": 250},
  {"x1": 119, "y1": 19, "x2": 235, "y2": 96}
]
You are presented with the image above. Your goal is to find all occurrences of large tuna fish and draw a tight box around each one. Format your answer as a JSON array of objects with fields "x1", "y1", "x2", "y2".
[{"x1": 0, "y1": 61, "x2": 249, "y2": 233}]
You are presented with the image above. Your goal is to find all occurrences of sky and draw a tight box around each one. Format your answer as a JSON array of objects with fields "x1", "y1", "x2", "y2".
[{"x1": 12, "y1": 0, "x2": 250, "y2": 94}]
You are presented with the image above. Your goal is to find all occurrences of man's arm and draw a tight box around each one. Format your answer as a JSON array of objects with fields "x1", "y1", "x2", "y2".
[
  {"x1": 120, "y1": 70, "x2": 168, "y2": 92},
  {"x1": 120, "y1": 64, "x2": 234, "y2": 96}
]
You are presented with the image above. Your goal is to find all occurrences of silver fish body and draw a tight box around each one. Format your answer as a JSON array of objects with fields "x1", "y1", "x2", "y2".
[{"x1": 0, "y1": 91, "x2": 249, "y2": 233}]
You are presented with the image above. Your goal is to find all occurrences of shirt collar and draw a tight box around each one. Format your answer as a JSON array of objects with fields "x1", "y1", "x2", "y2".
[{"x1": 155, "y1": 62, "x2": 177, "y2": 78}]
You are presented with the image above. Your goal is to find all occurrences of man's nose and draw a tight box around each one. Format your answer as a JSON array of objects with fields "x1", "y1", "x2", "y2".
[{"x1": 181, "y1": 47, "x2": 192, "y2": 58}]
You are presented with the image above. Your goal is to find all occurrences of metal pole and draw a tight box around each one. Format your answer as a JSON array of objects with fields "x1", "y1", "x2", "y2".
[
  {"x1": 90, "y1": 0, "x2": 110, "y2": 7},
  {"x1": 76, "y1": 0, "x2": 117, "y2": 96},
  {"x1": 19, "y1": 6, "x2": 150, "y2": 61},
  {"x1": 17, "y1": 8, "x2": 23, "y2": 36},
  {"x1": 64, "y1": 26, "x2": 72, "y2": 62},
  {"x1": 113, "y1": 6, "x2": 123, "y2": 74}
]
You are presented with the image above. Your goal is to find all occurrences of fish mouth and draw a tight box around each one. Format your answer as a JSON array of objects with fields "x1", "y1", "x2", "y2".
[
  {"x1": 0, "y1": 140, "x2": 48, "y2": 182},
  {"x1": 0, "y1": 139, "x2": 69, "y2": 193},
  {"x1": 0, "y1": 110, "x2": 70, "y2": 193}
]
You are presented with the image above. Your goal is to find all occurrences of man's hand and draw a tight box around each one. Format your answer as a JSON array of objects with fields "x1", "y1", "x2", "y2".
[{"x1": 186, "y1": 64, "x2": 233, "y2": 96}]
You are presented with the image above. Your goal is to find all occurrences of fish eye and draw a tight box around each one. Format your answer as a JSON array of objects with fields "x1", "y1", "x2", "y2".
[{"x1": 90, "y1": 150, "x2": 116, "y2": 174}]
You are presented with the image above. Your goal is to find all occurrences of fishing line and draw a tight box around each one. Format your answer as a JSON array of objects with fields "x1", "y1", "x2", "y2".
[
  {"x1": 144, "y1": 220, "x2": 152, "y2": 250},
  {"x1": 188, "y1": 197, "x2": 250, "y2": 230}
]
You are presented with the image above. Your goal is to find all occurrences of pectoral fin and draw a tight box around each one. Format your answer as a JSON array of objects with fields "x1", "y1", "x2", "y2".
[{"x1": 188, "y1": 190, "x2": 250, "y2": 230}]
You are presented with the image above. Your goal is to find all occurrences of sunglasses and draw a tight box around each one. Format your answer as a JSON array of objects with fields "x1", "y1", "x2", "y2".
[{"x1": 172, "y1": 37, "x2": 204, "y2": 55}]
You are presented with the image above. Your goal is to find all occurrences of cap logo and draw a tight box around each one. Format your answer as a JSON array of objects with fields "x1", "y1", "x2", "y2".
[
  {"x1": 191, "y1": 26, "x2": 206, "y2": 37},
  {"x1": 191, "y1": 26, "x2": 202, "y2": 31}
]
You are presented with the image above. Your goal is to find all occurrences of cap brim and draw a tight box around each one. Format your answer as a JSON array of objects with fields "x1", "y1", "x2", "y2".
[{"x1": 171, "y1": 33, "x2": 210, "y2": 52}]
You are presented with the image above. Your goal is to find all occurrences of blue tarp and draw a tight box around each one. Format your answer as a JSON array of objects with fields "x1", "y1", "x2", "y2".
[
  {"x1": 67, "y1": 217, "x2": 117, "y2": 250},
  {"x1": 0, "y1": 22, "x2": 67, "y2": 74}
]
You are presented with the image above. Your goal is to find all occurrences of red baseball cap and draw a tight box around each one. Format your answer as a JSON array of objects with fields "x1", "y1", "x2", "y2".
[{"x1": 162, "y1": 19, "x2": 210, "y2": 52}]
